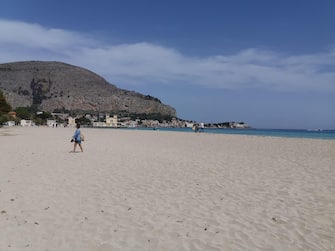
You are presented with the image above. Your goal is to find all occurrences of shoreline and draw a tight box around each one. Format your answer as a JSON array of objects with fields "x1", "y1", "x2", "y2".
[
  {"x1": 79, "y1": 126, "x2": 335, "y2": 140},
  {"x1": 2, "y1": 125, "x2": 335, "y2": 140}
]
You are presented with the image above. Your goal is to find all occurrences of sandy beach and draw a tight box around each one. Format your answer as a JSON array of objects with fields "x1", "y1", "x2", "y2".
[{"x1": 0, "y1": 126, "x2": 334, "y2": 251}]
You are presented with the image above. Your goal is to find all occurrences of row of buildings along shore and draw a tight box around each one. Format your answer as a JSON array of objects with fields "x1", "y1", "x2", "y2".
[{"x1": 3, "y1": 112, "x2": 250, "y2": 129}]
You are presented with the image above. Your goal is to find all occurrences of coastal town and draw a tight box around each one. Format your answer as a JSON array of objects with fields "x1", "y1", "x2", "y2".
[{"x1": 3, "y1": 111, "x2": 250, "y2": 130}]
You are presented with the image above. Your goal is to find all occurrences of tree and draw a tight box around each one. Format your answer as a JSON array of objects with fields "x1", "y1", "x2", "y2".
[
  {"x1": 0, "y1": 90, "x2": 12, "y2": 114},
  {"x1": 15, "y1": 107, "x2": 32, "y2": 120},
  {"x1": 0, "y1": 90, "x2": 12, "y2": 124},
  {"x1": 75, "y1": 116, "x2": 91, "y2": 126}
]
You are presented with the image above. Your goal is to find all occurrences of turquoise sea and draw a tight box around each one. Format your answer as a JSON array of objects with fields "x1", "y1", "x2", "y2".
[{"x1": 129, "y1": 127, "x2": 335, "y2": 140}]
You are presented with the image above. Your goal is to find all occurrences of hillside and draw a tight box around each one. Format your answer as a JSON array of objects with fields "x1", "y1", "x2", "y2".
[{"x1": 0, "y1": 61, "x2": 176, "y2": 117}]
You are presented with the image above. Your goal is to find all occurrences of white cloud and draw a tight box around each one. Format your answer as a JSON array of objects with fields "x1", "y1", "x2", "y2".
[
  {"x1": 0, "y1": 19, "x2": 98, "y2": 50},
  {"x1": 0, "y1": 19, "x2": 334, "y2": 92}
]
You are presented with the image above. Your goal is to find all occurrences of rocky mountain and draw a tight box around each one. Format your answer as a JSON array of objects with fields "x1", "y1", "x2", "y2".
[{"x1": 0, "y1": 61, "x2": 176, "y2": 117}]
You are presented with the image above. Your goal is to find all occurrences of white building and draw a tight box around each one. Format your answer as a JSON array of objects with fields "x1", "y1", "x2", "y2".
[
  {"x1": 185, "y1": 122, "x2": 194, "y2": 128},
  {"x1": 47, "y1": 119, "x2": 57, "y2": 127},
  {"x1": 92, "y1": 114, "x2": 119, "y2": 128},
  {"x1": 20, "y1": 119, "x2": 33, "y2": 126},
  {"x1": 106, "y1": 115, "x2": 119, "y2": 128},
  {"x1": 5, "y1": 121, "x2": 15, "y2": 127},
  {"x1": 93, "y1": 121, "x2": 107, "y2": 127},
  {"x1": 68, "y1": 117, "x2": 76, "y2": 127}
]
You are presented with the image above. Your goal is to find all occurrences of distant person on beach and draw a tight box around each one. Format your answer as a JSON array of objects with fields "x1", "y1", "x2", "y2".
[
  {"x1": 192, "y1": 123, "x2": 199, "y2": 133},
  {"x1": 71, "y1": 123, "x2": 83, "y2": 152},
  {"x1": 200, "y1": 122, "x2": 205, "y2": 132}
]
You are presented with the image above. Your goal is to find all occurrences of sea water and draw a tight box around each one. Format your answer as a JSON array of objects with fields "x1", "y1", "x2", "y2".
[{"x1": 131, "y1": 127, "x2": 335, "y2": 140}]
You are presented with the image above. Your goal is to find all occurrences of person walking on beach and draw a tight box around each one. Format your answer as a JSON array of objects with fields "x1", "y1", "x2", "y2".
[
  {"x1": 71, "y1": 123, "x2": 83, "y2": 152},
  {"x1": 200, "y1": 122, "x2": 205, "y2": 132},
  {"x1": 192, "y1": 123, "x2": 199, "y2": 133}
]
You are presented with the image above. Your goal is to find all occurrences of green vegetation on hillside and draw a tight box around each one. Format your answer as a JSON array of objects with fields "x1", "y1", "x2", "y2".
[
  {"x1": 115, "y1": 110, "x2": 173, "y2": 123},
  {"x1": 14, "y1": 106, "x2": 55, "y2": 125},
  {"x1": 0, "y1": 90, "x2": 12, "y2": 124}
]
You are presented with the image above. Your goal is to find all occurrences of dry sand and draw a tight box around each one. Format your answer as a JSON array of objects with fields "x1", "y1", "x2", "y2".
[{"x1": 0, "y1": 126, "x2": 334, "y2": 251}]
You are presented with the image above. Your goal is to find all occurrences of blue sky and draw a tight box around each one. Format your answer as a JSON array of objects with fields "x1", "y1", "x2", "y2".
[{"x1": 0, "y1": 0, "x2": 334, "y2": 129}]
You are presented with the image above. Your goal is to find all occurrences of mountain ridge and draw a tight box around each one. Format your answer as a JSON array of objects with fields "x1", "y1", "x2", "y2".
[{"x1": 0, "y1": 61, "x2": 176, "y2": 117}]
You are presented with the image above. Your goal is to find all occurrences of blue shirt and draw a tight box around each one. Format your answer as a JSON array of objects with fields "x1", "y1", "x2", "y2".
[{"x1": 73, "y1": 129, "x2": 81, "y2": 142}]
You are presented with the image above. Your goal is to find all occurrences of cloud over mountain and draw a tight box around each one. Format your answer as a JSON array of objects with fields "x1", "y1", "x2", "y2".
[{"x1": 0, "y1": 19, "x2": 334, "y2": 93}]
